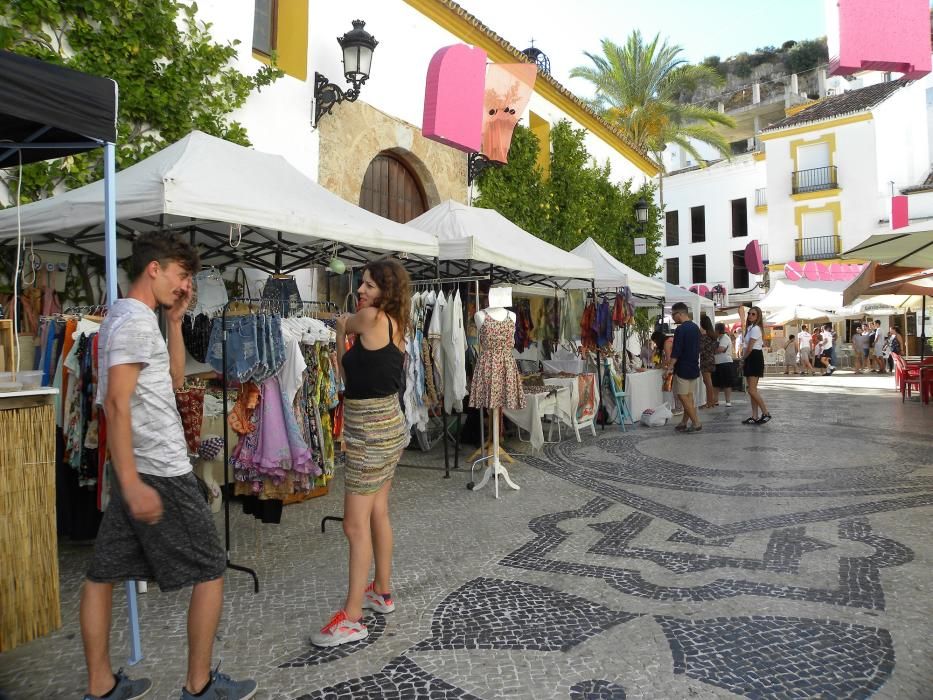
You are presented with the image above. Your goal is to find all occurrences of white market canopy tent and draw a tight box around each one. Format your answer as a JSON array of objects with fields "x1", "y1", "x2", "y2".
[
  {"x1": 758, "y1": 279, "x2": 846, "y2": 323},
  {"x1": 0, "y1": 130, "x2": 439, "y2": 272},
  {"x1": 664, "y1": 281, "x2": 715, "y2": 318},
  {"x1": 406, "y1": 200, "x2": 594, "y2": 286},
  {"x1": 564, "y1": 237, "x2": 666, "y2": 297}
]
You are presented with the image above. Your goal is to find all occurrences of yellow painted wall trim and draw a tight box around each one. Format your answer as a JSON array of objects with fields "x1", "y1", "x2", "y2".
[
  {"x1": 790, "y1": 132, "x2": 836, "y2": 175},
  {"x1": 529, "y1": 111, "x2": 551, "y2": 180},
  {"x1": 277, "y1": 0, "x2": 309, "y2": 81},
  {"x1": 752, "y1": 151, "x2": 766, "y2": 161},
  {"x1": 251, "y1": 0, "x2": 308, "y2": 80},
  {"x1": 755, "y1": 204, "x2": 768, "y2": 214},
  {"x1": 402, "y1": 0, "x2": 659, "y2": 176},
  {"x1": 759, "y1": 112, "x2": 873, "y2": 141},
  {"x1": 794, "y1": 201, "x2": 842, "y2": 238},
  {"x1": 785, "y1": 100, "x2": 818, "y2": 117},
  {"x1": 791, "y1": 187, "x2": 842, "y2": 202}
]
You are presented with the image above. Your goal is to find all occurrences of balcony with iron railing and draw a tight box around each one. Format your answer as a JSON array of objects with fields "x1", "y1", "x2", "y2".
[
  {"x1": 795, "y1": 234, "x2": 841, "y2": 262},
  {"x1": 792, "y1": 165, "x2": 838, "y2": 195}
]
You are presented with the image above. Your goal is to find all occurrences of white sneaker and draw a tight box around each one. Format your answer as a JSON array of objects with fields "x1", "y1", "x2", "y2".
[
  {"x1": 310, "y1": 610, "x2": 368, "y2": 647},
  {"x1": 725, "y1": 402, "x2": 732, "y2": 407},
  {"x1": 363, "y1": 581, "x2": 396, "y2": 614}
]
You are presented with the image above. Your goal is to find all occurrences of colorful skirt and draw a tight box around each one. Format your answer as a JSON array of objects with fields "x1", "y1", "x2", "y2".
[{"x1": 343, "y1": 396, "x2": 408, "y2": 495}]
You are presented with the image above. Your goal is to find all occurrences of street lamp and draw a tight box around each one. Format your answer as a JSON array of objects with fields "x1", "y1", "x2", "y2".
[
  {"x1": 313, "y1": 20, "x2": 378, "y2": 127},
  {"x1": 634, "y1": 198, "x2": 649, "y2": 227}
]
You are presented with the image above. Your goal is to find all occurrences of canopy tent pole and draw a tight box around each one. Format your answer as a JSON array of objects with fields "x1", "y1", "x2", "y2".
[
  {"x1": 922, "y1": 296, "x2": 927, "y2": 361},
  {"x1": 103, "y1": 143, "x2": 119, "y2": 304}
]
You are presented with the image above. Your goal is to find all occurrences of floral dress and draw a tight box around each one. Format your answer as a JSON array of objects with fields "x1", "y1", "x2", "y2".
[
  {"x1": 700, "y1": 335, "x2": 717, "y2": 373},
  {"x1": 469, "y1": 313, "x2": 526, "y2": 410}
]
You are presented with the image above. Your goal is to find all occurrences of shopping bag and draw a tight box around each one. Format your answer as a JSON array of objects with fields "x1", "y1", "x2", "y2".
[{"x1": 640, "y1": 402, "x2": 672, "y2": 427}]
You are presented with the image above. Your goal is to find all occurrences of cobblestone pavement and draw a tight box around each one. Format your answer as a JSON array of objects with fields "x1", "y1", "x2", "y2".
[{"x1": 1, "y1": 373, "x2": 931, "y2": 699}]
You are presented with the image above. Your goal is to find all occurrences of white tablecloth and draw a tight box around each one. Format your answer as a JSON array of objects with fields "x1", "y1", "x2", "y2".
[
  {"x1": 503, "y1": 389, "x2": 560, "y2": 452},
  {"x1": 623, "y1": 369, "x2": 706, "y2": 423},
  {"x1": 624, "y1": 369, "x2": 664, "y2": 422}
]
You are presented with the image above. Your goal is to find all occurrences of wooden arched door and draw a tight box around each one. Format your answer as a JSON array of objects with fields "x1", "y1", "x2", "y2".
[{"x1": 359, "y1": 153, "x2": 428, "y2": 224}]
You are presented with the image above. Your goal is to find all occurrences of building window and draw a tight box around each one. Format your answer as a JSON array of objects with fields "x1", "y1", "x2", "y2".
[
  {"x1": 691, "y1": 205, "x2": 705, "y2": 242},
  {"x1": 692, "y1": 254, "x2": 706, "y2": 284},
  {"x1": 359, "y1": 153, "x2": 428, "y2": 224},
  {"x1": 732, "y1": 250, "x2": 749, "y2": 289},
  {"x1": 665, "y1": 210, "x2": 679, "y2": 246},
  {"x1": 731, "y1": 198, "x2": 748, "y2": 237},
  {"x1": 666, "y1": 257, "x2": 680, "y2": 285},
  {"x1": 253, "y1": 0, "x2": 278, "y2": 56}
]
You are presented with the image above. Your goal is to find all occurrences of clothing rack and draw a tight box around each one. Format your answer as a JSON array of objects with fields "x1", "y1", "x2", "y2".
[
  {"x1": 219, "y1": 296, "x2": 337, "y2": 593},
  {"x1": 406, "y1": 274, "x2": 489, "y2": 478}
]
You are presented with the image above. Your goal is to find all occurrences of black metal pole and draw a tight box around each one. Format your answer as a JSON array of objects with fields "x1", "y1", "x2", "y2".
[{"x1": 221, "y1": 300, "x2": 260, "y2": 592}]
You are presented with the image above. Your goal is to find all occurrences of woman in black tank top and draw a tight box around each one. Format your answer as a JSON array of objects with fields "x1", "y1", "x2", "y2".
[{"x1": 311, "y1": 258, "x2": 412, "y2": 648}]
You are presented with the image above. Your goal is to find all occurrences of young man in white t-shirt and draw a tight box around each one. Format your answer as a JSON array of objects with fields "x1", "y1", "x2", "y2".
[
  {"x1": 797, "y1": 325, "x2": 814, "y2": 375},
  {"x1": 81, "y1": 234, "x2": 257, "y2": 700},
  {"x1": 819, "y1": 324, "x2": 836, "y2": 375}
]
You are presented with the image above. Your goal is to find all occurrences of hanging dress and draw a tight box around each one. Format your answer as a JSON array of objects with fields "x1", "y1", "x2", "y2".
[{"x1": 469, "y1": 312, "x2": 526, "y2": 410}]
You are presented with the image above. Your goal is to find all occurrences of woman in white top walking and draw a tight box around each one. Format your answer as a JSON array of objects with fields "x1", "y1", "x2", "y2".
[
  {"x1": 712, "y1": 322, "x2": 735, "y2": 407},
  {"x1": 740, "y1": 306, "x2": 771, "y2": 424}
]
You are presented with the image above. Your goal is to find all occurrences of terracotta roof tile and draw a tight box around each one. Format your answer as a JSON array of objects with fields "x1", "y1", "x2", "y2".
[{"x1": 761, "y1": 78, "x2": 911, "y2": 133}]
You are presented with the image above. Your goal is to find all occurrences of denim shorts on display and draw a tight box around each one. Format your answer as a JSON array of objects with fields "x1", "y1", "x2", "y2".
[
  {"x1": 192, "y1": 270, "x2": 229, "y2": 316},
  {"x1": 208, "y1": 315, "x2": 260, "y2": 381},
  {"x1": 261, "y1": 276, "x2": 303, "y2": 317},
  {"x1": 87, "y1": 472, "x2": 225, "y2": 592}
]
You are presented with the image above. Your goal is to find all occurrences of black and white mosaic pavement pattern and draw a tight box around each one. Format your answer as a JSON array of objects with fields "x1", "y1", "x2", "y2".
[
  {"x1": 411, "y1": 577, "x2": 638, "y2": 653},
  {"x1": 1, "y1": 376, "x2": 930, "y2": 699},
  {"x1": 294, "y1": 655, "x2": 483, "y2": 700},
  {"x1": 568, "y1": 679, "x2": 627, "y2": 699},
  {"x1": 657, "y1": 615, "x2": 895, "y2": 698}
]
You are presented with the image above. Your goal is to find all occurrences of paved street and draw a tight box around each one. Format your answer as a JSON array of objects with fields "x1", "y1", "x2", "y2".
[{"x1": 1, "y1": 373, "x2": 931, "y2": 699}]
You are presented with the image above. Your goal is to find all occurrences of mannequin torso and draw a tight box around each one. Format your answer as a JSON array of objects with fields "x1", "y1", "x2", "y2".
[{"x1": 475, "y1": 306, "x2": 516, "y2": 329}]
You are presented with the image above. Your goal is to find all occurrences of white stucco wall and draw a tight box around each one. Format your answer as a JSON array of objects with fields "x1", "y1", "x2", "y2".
[
  {"x1": 660, "y1": 154, "x2": 766, "y2": 294},
  {"x1": 872, "y1": 74, "x2": 933, "y2": 195},
  {"x1": 763, "y1": 118, "x2": 877, "y2": 264},
  {"x1": 189, "y1": 0, "x2": 650, "y2": 188}
]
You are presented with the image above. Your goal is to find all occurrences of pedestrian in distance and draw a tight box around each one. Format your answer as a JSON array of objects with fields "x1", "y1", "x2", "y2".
[
  {"x1": 872, "y1": 319, "x2": 887, "y2": 373},
  {"x1": 81, "y1": 233, "x2": 257, "y2": 700},
  {"x1": 312, "y1": 258, "x2": 410, "y2": 647},
  {"x1": 740, "y1": 305, "x2": 771, "y2": 424},
  {"x1": 782, "y1": 334, "x2": 798, "y2": 375},
  {"x1": 699, "y1": 314, "x2": 718, "y2": 408},
  {"x1": 797, "y1": 324, "x2": 814, "y2": 375},
  {"x1": 666, "y1": 302, "x2": 702, "y2": 433},
  {"x1": 851, "y1": 324, "x2": 866, "y2": 373},
  {"x1": 818, "y1": 323, "x2": 836, "y2": 375},
  {"x1": 712, "y1": 322, "x2": 735, "y2": 407}
]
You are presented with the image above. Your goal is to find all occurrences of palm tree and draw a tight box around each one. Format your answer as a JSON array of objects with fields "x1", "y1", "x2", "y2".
[{"x1": 571, "y1": 31, "x2": 736, "y2": 206}]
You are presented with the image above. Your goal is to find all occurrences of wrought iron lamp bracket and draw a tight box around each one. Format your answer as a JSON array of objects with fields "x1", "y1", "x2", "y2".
[
  {"x1": 468, "y1": 152, "x2": 503, "y2": 186},
  {"x1": 313, "y1": 72, "x2": 365, "y2": 127}
]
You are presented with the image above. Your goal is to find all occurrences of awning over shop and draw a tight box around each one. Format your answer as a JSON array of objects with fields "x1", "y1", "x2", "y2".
[
  {"x1": 0, "y1": 50, "x2": 118, "y2": 166},
  {"x1": 0, "y1": 131, "x2": 439, "y2": 272},
  {"x1": 406, "y1": 200, "x2": 594, "y2": 286},
  {"x1": 841, "y1": 221, "x2": 933, "y2": 267},
  {"x1": 564, "y1": 237, "x2": 666, "y2": 297}
]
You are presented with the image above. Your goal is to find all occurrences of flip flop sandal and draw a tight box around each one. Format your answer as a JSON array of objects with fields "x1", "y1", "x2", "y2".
[
  {"x1": 674, "y1": 424, "x2": 689, "y2": 432},
  {"x1": 742, "y1": 417, "x2": 757, "y2": 425},
  {"x1": 686, "y1": 425, "x2": 703, "y2": 433}
]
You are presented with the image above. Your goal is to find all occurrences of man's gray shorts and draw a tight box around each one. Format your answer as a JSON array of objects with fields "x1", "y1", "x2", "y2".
[{"x1": 87, "y1": 472, "x2": 225, "y2": 592}]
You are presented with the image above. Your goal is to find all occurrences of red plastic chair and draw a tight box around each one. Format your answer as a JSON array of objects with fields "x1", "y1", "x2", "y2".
[
  {"x1": 891, "y1": 354, "x2": 921, "y2": 402},
  {"x1": 921, "y1": 366, "x2": 933, "y2": 405}
]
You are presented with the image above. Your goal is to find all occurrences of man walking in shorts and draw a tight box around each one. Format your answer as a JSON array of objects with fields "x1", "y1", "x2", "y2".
[
  {"x1": 81, "y1": 233, "x2": 256, "y2": 700},
  {"x1": 667, "y1": 302, "x2": 702, "y2": 433}
]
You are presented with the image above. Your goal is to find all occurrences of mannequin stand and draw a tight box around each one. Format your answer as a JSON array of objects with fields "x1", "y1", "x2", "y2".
[
  {"x1": 467, "y1": 409, "x2": 514, "y2": 464},
  {"x1": 468, "y1": 407, "x2": 519, "y2": 498}
]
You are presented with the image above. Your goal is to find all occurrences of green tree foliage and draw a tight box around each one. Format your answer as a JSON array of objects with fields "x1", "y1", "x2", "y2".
[
  {"x1": 0, "y1": 0, "x2": 282, "y2": 203},
  {"x1": 783, "y1": 38, "x2": 828, "y2": 74},
  {"x1": 473, "y1": 120, "x2": 662, "y2": 278},
  {"x1": 570, "y1": 31, "x2": 735, "y2": 171}
]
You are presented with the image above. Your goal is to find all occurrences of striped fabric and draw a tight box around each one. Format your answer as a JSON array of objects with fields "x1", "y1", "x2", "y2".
[{"x1": 343, "y1": 396, "x2": 407, "y2": 494}]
